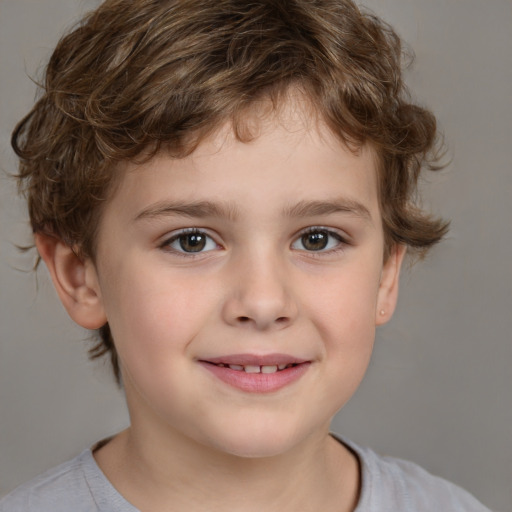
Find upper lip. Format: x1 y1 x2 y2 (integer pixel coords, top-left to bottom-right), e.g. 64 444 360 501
199 353 309 366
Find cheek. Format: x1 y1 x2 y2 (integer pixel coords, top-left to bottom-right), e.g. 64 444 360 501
305 261 381 334
303 260 381 388
99 263 223 371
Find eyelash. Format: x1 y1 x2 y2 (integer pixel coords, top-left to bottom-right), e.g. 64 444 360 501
291 227 348 255
159 227 349 257
159 228 219 257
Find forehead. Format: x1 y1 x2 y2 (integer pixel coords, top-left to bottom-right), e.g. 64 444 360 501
106 99 381 226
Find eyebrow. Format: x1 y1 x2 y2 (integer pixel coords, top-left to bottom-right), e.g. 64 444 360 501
134 197 372 223
283 198 372 221
134 200 240 222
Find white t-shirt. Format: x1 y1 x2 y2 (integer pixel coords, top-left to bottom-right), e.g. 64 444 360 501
0 436 493 511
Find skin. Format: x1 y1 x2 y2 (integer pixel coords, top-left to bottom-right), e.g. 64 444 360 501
36 101 405 512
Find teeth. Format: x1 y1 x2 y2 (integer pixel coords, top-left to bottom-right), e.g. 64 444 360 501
244 365 261 374
222 363 296 373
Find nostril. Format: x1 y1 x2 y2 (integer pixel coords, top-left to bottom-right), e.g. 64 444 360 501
238 316 288 324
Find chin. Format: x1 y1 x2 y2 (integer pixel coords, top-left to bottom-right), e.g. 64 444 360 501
218 438 296 459
203 419 311 459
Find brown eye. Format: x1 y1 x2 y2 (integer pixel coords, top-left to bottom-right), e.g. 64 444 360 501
163 230 218 254
292 228 344 253
178 232 207 252
301 231 329 251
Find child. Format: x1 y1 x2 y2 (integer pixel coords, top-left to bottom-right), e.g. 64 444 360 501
0 0 493 510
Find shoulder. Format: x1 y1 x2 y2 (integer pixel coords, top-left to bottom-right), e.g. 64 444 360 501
0 451 93 512
0 451 100 512
337 437 493 512
0 450 136 512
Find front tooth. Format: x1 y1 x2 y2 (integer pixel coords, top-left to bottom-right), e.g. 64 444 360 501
278 364 287 370
261 365 278 374
229 364 244 371
244 365 261 373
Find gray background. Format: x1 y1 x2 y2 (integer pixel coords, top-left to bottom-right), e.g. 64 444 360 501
0 0 510 510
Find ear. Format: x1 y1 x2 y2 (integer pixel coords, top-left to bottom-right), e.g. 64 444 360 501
375 244 406 325
35 233 107 329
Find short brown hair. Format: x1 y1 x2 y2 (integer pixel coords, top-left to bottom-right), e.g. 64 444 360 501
12 0 449 382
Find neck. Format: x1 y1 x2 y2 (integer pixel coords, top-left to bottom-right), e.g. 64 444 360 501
94 425 360 512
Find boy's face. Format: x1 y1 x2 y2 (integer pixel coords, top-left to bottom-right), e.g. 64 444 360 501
71 105 403 458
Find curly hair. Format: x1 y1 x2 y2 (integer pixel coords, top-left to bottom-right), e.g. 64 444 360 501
12 0 449 383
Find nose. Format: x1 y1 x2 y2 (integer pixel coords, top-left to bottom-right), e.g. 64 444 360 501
221 252 298 331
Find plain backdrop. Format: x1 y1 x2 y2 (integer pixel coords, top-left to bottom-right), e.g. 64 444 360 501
0 1 511 510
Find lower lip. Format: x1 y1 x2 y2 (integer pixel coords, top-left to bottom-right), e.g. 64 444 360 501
199 362 311 393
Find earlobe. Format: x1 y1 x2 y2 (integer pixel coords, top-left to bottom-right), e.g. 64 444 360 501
35 233 107 329
375 244 406 325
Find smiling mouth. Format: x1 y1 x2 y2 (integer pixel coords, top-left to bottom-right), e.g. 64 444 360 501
203 362 299 374
198 356 310 393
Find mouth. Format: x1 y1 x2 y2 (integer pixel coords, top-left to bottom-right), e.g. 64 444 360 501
202 361 301 374
198 354 311 393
